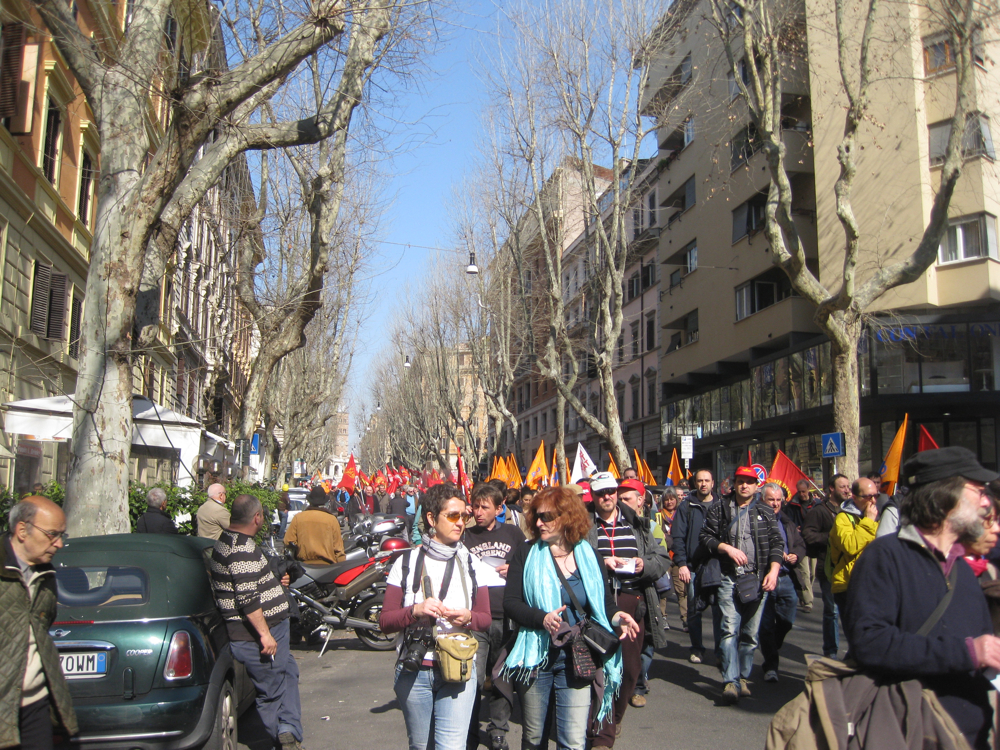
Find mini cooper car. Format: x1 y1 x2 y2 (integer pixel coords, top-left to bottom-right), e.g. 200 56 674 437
51 534 257 750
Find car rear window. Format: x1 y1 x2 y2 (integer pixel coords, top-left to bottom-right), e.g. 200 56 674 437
289 499 308 512
56 566 150 607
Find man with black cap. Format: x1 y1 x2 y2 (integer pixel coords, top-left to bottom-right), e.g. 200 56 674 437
845 446 1000 750
700 466 783 705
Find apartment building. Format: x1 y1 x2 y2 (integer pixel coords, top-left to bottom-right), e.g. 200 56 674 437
646 0 1000 484
0 0 256 489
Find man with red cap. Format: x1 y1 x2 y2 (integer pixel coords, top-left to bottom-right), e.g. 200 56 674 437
586 472 669 745
700 466 783 705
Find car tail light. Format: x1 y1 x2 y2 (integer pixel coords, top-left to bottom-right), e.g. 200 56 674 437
163 631 192 680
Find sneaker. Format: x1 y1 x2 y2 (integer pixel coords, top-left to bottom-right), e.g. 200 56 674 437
764 670 779 683
739 678 752 698
278 733 303 750
489 736 509 750
629 694 647 708
689 652 703 664
721 682 740 705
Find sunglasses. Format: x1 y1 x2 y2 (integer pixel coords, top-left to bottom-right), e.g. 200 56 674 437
537 511 559 524
592 489 616 497
441 511 473 524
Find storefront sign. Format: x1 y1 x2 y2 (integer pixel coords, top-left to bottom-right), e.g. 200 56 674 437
17 440 43 459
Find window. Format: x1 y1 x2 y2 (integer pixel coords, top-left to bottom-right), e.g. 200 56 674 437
680 53 692 85
0 23 26 124
617 335 624 363
164 14 178 51
631 385 640 421
68 295 82 358
541 411 547 433
728 59 749 100
29 261 68 340
686 241 698 272
645 315 655 352
631 321 640 357
685 309 699 342
647 191 657 228
640 262 655 290
732 191 768 242
665 176 696 224
41 97 62 185
56 566 149 607
731 122 762 170
647 378 657 416
627 272 640 300
684 116 695 146
938 213 998 263
78 151 96 227
929 114 996 165
924 35 955 75
735 279 780 320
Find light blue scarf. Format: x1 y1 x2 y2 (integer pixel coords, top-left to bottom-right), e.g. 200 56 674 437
501 540 623 723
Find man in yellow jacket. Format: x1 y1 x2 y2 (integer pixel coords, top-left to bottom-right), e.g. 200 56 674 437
828 477 879 627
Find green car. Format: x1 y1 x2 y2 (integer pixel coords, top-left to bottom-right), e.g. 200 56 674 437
50 534 257 750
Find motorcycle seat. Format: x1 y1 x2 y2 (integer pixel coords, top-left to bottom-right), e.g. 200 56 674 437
301 558 363 584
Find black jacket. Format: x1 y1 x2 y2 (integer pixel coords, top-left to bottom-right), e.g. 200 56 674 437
801 497 840 562
700 496 783 581
782 494 817 529
135 508 177 534
846 526 993 749
671 493 718 570
776 510 807 585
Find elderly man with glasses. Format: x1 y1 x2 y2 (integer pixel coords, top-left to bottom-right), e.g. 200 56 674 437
828 477 880 627
843 447 1000 750
1 496 77 750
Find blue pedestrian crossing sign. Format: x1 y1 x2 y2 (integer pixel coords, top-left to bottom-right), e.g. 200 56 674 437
822 432 845 458
250 433 260 455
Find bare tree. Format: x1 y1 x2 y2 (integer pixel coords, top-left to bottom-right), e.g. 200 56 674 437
482 0 673 470
31 0 422 533
708 0 992 477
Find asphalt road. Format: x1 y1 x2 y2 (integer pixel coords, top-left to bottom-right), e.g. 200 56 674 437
239 597 831 750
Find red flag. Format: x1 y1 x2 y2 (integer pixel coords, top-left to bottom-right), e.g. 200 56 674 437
767 450 812 497
428 469 443 487
357 470 370 489
386 465 400 495
336 454 358 493
457 446 473 499
918 424 940 452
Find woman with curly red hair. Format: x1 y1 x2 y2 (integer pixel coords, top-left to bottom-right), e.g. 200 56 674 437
501 487 639 749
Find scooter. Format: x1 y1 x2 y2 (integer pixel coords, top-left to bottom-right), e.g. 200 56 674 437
286 536 409 655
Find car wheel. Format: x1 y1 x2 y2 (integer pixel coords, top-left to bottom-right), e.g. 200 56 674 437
202 681 237 750
352 593 400 651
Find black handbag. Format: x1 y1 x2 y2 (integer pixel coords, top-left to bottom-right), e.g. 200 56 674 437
551 549 621 668
734 570 761 604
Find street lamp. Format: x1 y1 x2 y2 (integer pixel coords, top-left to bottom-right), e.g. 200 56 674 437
404 356 411 368
466 252 479 276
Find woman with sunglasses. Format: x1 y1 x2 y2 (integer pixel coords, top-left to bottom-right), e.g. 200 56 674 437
380 483 493 750
502 486 639 750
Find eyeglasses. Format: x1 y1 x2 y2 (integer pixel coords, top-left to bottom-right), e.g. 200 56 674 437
441 511 473 524
26 522 69 544
856 493 879 500
537 511 559 523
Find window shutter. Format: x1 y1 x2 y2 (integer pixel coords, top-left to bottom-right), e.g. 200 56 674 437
0 23 25 121
29 262 51 337
47 271 67 340
68 295 82 357
685 177 696 210
929 122 950 164
732 203 749 243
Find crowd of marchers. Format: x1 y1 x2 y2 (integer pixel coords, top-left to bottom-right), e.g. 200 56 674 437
5 444 1000 750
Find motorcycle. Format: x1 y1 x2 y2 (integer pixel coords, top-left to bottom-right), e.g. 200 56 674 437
285 535 409 655
340 514 408 564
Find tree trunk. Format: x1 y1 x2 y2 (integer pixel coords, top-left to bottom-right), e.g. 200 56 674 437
826 312 862 480
555 391 566 485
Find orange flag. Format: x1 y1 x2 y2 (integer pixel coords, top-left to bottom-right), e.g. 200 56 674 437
666 449 683 486
337 454 358 492
525 441 549 489
768 450 812 497
634 449 656 486
880 414 909 496
507 454 523 488
550 445 560 486
607 453 620 479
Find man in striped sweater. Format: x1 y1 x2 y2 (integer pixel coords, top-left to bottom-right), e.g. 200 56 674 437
210 494 303 750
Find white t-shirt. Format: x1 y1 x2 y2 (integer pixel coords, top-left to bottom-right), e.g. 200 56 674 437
387 547 491 652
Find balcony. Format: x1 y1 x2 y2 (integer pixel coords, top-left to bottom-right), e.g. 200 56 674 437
933 256 1000 306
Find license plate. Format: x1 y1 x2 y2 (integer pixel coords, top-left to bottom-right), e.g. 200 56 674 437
59 651 108 679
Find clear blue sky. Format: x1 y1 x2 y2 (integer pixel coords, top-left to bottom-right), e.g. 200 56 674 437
345 2 499 441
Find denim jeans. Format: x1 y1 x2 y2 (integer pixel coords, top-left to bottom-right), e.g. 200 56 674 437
394 661 479 750
229 618 302 742
515 649 591 750
635 638 654 695
717 575 768 688
687 575 722 658
760 573 798 673
470 618 511 742
818 570 840 657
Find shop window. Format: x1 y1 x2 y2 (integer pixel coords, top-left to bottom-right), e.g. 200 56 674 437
938 213 998 263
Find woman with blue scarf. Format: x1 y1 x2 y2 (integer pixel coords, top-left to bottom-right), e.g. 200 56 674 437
503 487 640 749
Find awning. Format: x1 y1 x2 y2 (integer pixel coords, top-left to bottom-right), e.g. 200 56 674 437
1 395 204 486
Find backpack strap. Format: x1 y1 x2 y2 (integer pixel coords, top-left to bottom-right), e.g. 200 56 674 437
916 564 960 637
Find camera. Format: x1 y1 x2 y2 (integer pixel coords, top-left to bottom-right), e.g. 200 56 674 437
400 626 434 671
